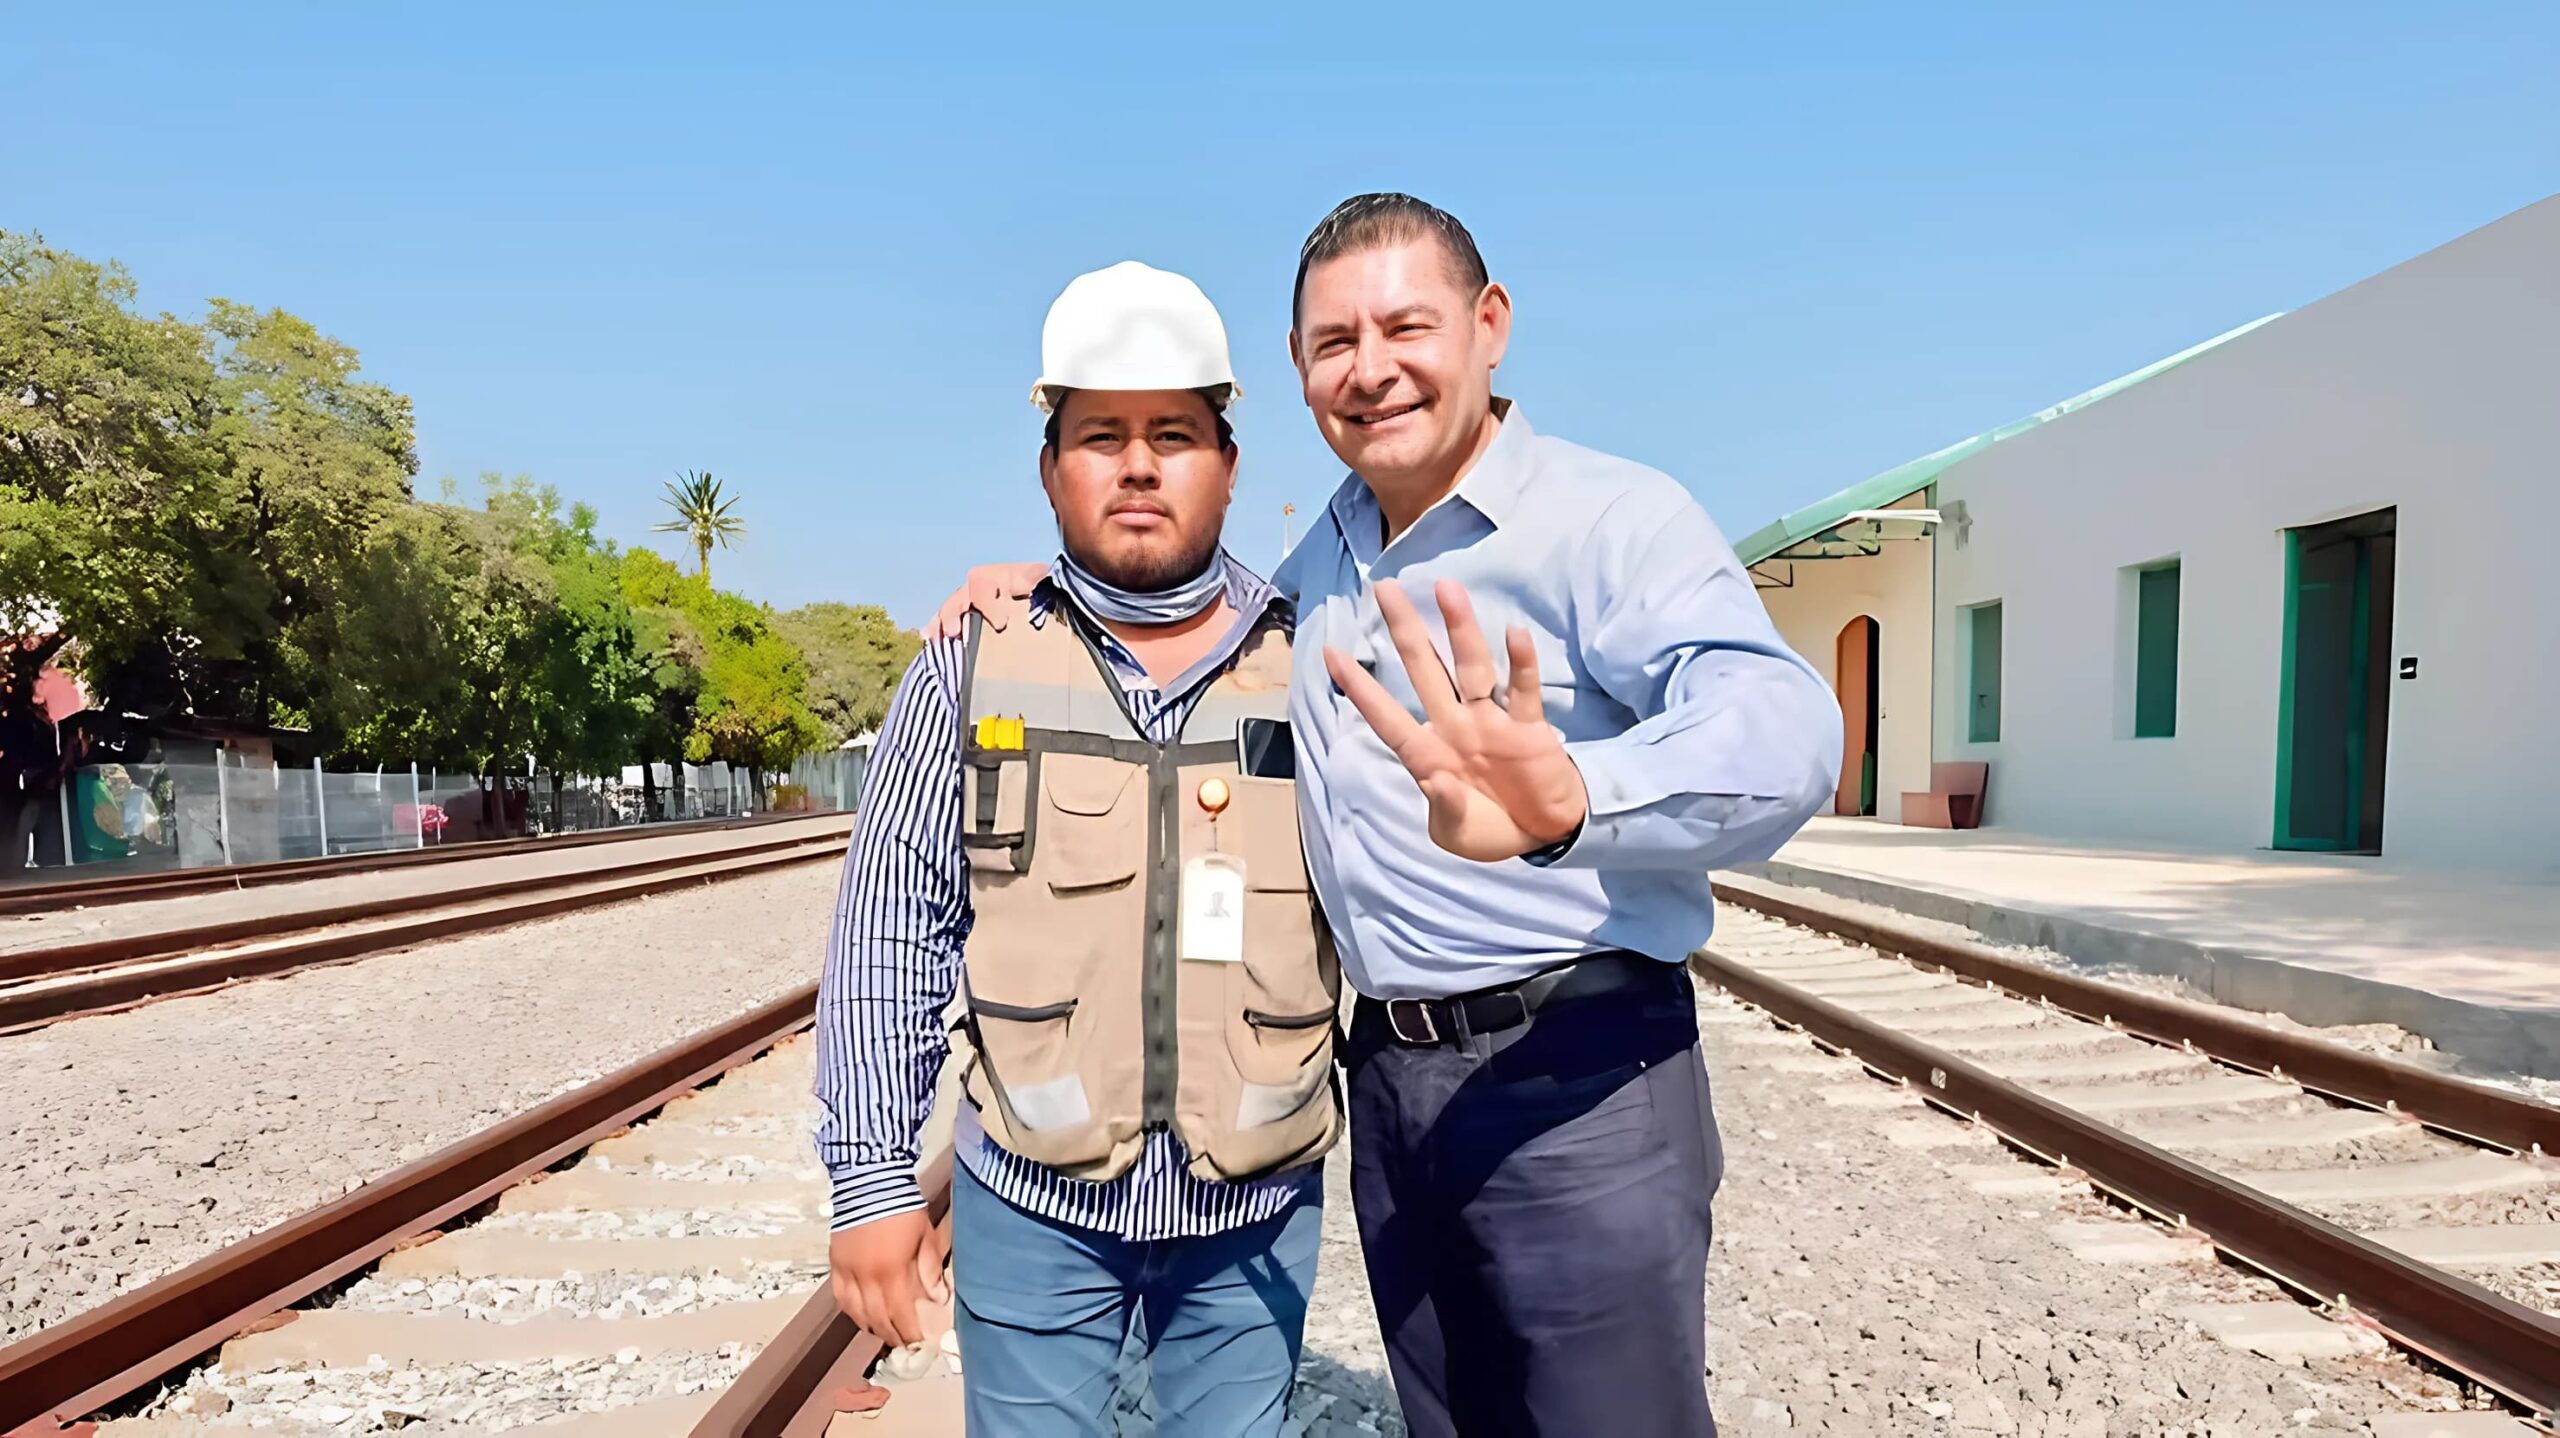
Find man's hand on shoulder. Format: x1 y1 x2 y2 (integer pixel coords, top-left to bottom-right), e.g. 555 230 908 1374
924 562 1048 641
828 1209 951 1347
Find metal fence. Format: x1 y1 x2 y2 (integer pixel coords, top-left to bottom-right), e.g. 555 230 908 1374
18 748 837 879
36 752 429 872
785 748 868 815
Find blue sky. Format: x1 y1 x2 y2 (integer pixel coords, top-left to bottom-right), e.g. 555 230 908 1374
14 4 2555 625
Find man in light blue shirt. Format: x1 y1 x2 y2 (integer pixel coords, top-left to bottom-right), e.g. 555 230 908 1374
942 194 1839 1436
1287 193 1835 1438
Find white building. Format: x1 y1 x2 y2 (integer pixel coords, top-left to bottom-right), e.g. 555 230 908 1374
1741 194 2559 876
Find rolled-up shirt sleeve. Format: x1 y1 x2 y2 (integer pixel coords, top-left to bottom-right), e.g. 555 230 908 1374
1536 488 1842 872
813 639 970 1229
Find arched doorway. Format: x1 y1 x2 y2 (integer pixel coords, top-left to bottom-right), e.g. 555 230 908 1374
1835 616 1879 816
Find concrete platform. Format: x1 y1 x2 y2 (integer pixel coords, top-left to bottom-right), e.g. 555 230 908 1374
1741 817 2560 1077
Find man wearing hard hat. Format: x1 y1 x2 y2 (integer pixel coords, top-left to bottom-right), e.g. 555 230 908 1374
815 261 1338 1435
936 196 1841 1436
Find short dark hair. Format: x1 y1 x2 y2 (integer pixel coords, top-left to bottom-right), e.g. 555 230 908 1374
1292 192 1490 327
1042 388 1236 453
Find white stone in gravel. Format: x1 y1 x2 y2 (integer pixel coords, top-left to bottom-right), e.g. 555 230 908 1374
1945 1162 2073 1198
1814 1083 1919 1108
2175 1301 2387 1360
2366 1415 2542 1436
2045 1220 2214 1264
1880 1117 1995 1148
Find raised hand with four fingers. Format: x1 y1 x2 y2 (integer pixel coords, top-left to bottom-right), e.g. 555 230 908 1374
1322 577 1587 862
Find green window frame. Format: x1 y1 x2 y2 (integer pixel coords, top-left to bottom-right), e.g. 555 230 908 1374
1966 602 2003 743
2133 563 2180 738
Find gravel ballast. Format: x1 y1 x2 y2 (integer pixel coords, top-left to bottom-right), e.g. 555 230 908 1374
1286 987 2496 1437
0 862 838 1343
1692 990 2497 1436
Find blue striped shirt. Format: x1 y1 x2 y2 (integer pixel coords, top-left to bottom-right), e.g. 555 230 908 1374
814 568 1321 1237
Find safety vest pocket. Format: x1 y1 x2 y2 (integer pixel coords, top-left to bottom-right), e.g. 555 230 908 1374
1038 753 1143 893
966 989 1109 1160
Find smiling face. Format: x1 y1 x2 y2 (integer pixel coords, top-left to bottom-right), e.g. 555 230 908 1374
1038 388 1237 592
1289 234 1511 510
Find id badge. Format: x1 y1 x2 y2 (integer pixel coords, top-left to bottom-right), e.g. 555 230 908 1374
1180 853 1248 963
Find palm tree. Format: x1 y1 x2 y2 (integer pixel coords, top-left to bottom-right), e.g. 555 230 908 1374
654 470 744 584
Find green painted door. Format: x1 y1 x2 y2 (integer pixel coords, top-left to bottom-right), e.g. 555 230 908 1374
2275 513 2393 852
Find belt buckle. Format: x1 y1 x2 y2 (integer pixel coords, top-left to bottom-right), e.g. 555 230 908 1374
1385 998 1440 1045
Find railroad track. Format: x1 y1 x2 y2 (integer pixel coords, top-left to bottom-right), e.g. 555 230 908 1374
1697 874 2560 1424
0 813 834 919
0 817 853 1034
0 985 958 1437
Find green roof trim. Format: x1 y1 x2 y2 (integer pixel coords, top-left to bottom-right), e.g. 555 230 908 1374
1734 314 2284 566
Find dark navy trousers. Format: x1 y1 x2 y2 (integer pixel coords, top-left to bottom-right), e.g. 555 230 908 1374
1345 966 1721 1437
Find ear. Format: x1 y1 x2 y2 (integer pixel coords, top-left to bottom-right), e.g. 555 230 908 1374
1038 442 1060 506
1477 282 1513 372
1286 326 1306 379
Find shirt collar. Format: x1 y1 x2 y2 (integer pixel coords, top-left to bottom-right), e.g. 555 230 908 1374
1326 398 1533 558
1448 398 1533 528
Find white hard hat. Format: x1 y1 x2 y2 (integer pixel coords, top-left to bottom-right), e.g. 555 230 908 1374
1031 260 1240 414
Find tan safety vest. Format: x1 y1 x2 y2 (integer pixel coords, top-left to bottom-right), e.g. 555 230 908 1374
955 605 1341 1184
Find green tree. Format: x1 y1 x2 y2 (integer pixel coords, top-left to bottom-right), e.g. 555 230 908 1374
651 469 743 585
0 231 418 742
0 233 240 868
274 500 477 763
773 601 920 746
444 479 653 777
200 299 417 725
293 477 651 793
621 549 824 773
0 232 241 707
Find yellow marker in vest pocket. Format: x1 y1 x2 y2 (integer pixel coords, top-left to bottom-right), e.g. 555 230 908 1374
1180 853 1247 963
973 715 1025 750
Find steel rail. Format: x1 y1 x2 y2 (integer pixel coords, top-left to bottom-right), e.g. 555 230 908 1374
1693 948 2560 1421
2 820 851 984
0 984 821 1434
0 810 837 917
0 841 845 1035
1713 876 2560 1157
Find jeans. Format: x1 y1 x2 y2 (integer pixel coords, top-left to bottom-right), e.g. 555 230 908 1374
950 1159 1324 1436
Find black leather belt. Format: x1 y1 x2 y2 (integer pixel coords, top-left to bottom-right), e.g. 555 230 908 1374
1371 952 1676 1046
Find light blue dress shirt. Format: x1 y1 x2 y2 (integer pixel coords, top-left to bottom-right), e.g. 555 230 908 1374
1274 404 1842 1000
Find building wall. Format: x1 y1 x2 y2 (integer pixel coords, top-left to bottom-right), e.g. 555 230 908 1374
1927 195 2560 873
1753 492 1935 824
